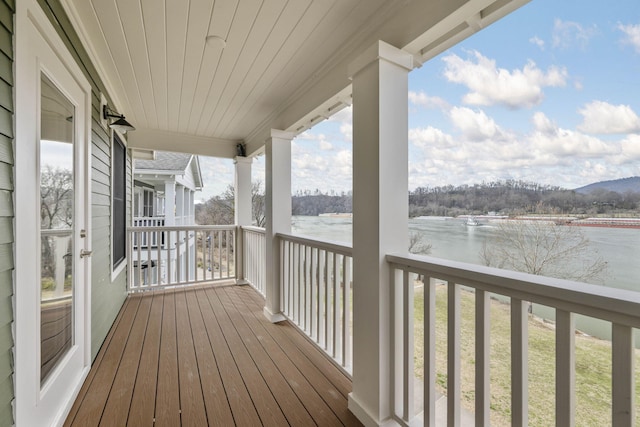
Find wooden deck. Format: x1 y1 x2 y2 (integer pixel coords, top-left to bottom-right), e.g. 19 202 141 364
65 283 362 427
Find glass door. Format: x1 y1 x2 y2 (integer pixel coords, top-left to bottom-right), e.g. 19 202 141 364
39 74 76 384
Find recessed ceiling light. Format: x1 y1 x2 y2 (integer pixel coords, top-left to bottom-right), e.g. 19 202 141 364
206 35 226 49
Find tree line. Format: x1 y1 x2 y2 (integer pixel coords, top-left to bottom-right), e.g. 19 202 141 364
195 179 640 224
409 180 640 217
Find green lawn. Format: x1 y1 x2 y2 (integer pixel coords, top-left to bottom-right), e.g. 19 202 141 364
412 284 640 426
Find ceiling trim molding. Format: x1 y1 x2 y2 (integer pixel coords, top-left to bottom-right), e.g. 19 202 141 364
59 0 128 113
129 128 241 159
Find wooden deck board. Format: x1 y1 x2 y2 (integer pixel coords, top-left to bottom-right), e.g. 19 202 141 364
66 283 362 427
67 296 142 427
100 294 152 427
127 292 164 426
64 296 133 427
222 286 344 426
175 289 208 426
184 288 235 426
155 290 180 427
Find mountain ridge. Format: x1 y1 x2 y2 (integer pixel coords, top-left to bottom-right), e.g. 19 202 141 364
575 176 640 194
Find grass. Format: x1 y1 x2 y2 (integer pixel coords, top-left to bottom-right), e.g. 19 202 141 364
413 283 640 426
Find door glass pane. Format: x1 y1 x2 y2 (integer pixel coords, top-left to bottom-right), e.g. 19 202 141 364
40 74 75 384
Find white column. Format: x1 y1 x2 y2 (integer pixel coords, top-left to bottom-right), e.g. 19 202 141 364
347 41 412 426
234 156 253 283
183 186 190 225
234 156 253 226
264 129 293 322
164 181 176 226
189 190 195 224
175 184 184 225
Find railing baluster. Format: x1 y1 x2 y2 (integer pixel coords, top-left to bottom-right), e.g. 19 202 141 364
311 247 317 339
402 270 414 422
511 298 528 427
136 231 142 289
333 252 340 359
324 249 329 350
316 247 322 342
342 254 351 371
226 229 230 278
612 323 635 427
556 309 575 427
447 281 461 427
425 276 436 427
476 289 490 427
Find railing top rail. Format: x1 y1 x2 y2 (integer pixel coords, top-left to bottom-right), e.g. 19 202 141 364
127 225 236 232
277 232 352 256
240 226 266 234
387 252 640 328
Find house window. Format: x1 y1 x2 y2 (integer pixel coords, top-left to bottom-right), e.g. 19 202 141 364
112 134 126 269
143 189 154 216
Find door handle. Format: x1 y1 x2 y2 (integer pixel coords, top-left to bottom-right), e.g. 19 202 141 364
80 249 92 258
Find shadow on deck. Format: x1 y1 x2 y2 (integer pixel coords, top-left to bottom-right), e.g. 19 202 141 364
65 283 361 426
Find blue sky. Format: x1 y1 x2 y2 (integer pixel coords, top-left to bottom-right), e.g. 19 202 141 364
199 0 640 200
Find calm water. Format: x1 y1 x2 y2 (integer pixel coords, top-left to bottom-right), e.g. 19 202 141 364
292 215 640 342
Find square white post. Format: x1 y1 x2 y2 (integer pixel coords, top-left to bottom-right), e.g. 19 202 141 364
234 156 253 226
264 130 293 322
163 180 176 226
175 184 184 225
234 156 253 282
348 41 412 426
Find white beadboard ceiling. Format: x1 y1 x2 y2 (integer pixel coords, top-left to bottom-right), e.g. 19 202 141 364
62 0 528 157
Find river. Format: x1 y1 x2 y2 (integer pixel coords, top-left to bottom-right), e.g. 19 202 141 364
291 215 640 343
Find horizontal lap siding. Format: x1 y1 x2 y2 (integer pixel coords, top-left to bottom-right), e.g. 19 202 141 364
0 0 12 425
37 0 130 360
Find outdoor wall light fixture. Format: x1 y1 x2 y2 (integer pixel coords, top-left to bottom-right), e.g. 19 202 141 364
103 105 136 133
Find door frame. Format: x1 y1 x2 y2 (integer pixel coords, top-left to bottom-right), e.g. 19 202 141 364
15 1 92 425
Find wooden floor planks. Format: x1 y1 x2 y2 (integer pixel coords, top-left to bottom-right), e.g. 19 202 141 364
65 283 362 426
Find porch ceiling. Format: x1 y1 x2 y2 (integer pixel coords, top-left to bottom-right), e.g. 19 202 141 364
61 0 528 157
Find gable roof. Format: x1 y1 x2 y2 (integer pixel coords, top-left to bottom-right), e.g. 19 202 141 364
134 151 204 191
135 151 193 172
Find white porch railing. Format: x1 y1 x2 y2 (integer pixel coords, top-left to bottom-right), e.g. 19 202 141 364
278 233 353 374
387 253 639 427
240 226 266 296
132 217 166 247
127 225 235 292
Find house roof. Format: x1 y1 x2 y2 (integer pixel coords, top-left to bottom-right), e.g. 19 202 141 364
135 151 204 190
136 151 193 172
63 0 528 157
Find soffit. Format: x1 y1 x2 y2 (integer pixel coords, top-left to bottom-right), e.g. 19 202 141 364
61 0 529 157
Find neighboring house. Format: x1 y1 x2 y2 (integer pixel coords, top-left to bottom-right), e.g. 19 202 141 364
5 1 637 426
131 152 203 287
133 151 203 227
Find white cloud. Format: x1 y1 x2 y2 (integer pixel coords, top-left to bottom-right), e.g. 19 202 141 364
406 109 636 190
409 91 449 109
328 105 353 142
319 140 333 151
552 19 598 50
618 134 640 163
529 36 545 50
449 107 509 141
617 23 640 53
442 50 567 109
577 101 640 134
409 126 454 148
530 113 615 157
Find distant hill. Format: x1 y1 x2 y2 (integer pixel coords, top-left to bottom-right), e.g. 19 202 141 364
575 177 640 194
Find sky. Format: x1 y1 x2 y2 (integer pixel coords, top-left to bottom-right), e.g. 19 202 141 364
198 0 640 201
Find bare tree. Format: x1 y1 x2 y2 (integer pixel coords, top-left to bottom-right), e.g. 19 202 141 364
196 181 266 227
40 166 73 229
409 232 432 255
251 181 266 227
480 220 607 283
